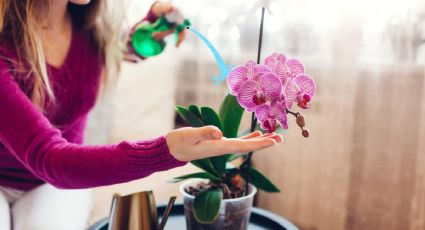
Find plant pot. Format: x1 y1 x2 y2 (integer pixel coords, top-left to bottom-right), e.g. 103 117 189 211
180 179 257 230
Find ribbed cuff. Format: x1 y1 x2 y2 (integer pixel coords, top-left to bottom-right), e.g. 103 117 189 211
118 136 187 176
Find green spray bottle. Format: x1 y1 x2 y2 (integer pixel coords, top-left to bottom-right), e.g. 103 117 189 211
131 10 191 58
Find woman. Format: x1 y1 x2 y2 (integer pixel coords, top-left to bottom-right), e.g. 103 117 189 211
0 0 282 229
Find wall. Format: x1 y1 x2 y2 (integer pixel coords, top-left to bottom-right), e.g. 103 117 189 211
254 65 425 230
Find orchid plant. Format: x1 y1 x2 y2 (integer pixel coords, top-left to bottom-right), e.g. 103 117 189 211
172 52 316 224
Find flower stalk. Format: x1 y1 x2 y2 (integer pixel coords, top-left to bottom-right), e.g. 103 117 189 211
242 6 266 195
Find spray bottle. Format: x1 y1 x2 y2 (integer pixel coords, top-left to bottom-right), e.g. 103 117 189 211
131 9 191 58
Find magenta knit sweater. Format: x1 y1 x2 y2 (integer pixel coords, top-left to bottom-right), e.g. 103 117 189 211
0 14 186 191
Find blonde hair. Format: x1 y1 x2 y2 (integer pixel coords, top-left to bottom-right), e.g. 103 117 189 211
0 0 125 110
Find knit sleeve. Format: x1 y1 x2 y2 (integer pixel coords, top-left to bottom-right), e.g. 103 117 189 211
0 60 186 189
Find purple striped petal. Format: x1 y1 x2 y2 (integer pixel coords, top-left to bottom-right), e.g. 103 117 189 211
265 53 291 85
237 80 258 112
255 104 271 130
294 74 316 98
245 60 257 80
227 65 248 95
254 64 272 80
284 78 299 109
271 102 288 129
286 58 304 76
264 53 286 69
260 73 282 102
244 61 272 81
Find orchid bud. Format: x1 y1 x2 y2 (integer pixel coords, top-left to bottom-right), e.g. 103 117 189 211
296 114 305 127
302 129 310 138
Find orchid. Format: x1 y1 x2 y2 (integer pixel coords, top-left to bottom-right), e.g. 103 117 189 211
285 74 316 109
227 52 316 133
227 60 271 95
255 102 288 132
236 72 282 112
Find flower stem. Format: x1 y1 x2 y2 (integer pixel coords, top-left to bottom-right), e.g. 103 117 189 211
243 113 257 167
286 108 300 117
243 6 265 196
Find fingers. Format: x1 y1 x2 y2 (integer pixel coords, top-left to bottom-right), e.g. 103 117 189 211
197 136 280 157
152 29 175 41
152 2 174 17
123 53 141 63
239 132 283 144
269 134 283 143
176 30 186 47
239 131 262 139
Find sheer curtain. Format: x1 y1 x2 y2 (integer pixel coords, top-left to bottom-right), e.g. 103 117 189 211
171 0 425 229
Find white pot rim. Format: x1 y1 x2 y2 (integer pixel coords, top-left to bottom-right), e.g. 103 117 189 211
179 179 257 203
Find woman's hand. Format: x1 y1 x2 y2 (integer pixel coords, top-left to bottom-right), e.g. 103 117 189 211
150 2 186 47
124 2 187 63
166 126 283 162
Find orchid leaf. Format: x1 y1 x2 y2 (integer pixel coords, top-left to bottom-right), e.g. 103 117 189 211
193 189 223 224
169 172 221 183
212 94 244 170
191 160 219 177
200 107 227 174
176 106 204 127
248 167 280 192
176 106 220 176
200 107 222 130
219 94 244 138
188 104 202 118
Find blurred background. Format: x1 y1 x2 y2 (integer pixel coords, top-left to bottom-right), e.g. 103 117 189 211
85 0 425 229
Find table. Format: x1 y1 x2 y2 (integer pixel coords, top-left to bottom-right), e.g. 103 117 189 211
89 203 299 230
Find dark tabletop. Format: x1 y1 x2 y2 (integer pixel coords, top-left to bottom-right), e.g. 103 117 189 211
89 203 299 230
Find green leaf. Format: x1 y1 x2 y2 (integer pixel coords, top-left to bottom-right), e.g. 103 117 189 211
248 167 280 192
193 189 223 224
227 154 244 162
200 107 223 130
176 106 204 127
169 172 221 183
191 159 219 177
200 107 227 174
210 94 243 170
219 94 244 138
188 105 202 118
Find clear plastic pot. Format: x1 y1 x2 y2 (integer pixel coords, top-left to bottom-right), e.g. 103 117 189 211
180 179 257 230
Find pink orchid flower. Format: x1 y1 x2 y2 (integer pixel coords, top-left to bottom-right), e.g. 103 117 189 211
236 72 282 112
227 60 271 95
264 53 305 85
285 74 316 109
254 102 288 133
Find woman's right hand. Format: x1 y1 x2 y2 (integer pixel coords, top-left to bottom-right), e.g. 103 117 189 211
165 126 283 162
